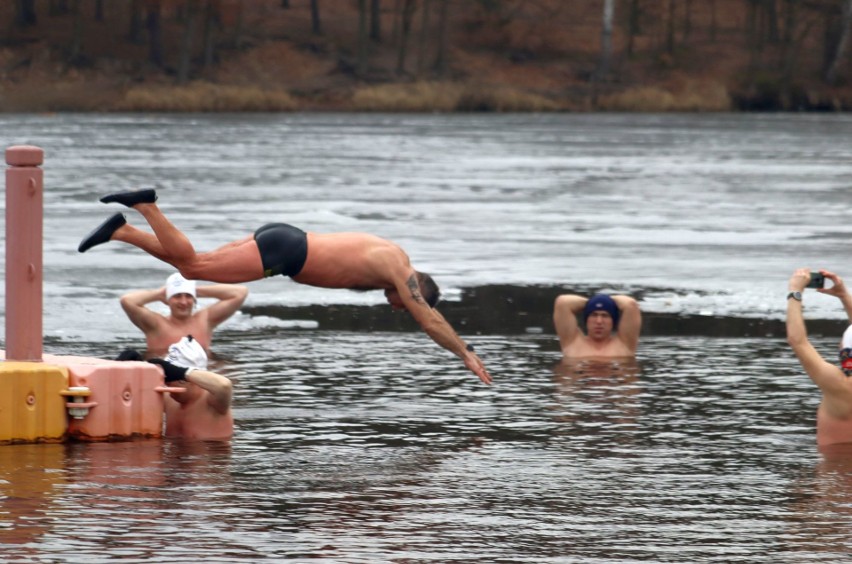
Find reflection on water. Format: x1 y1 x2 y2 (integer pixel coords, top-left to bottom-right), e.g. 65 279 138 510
551 358 642 448
3 333 852 561
4 112 852 560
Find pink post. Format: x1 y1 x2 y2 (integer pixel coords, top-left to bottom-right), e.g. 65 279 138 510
5 145 44 361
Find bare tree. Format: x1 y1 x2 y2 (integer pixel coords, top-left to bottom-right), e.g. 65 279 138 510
128 0 144 44
357 0 369 74
626 0 641 57
15 0 37 26
145 0 164 67
95 0 105 21
68 0 83 64
396 0 417 74
370 0 382 41
417 0 432 76
826 0 852 84
311 0 322 35
598 0 615 77
709 0 717 41
177 0 199 84
202 0 221 70
433 0 450 76
49 1 70 16
666 0 677 55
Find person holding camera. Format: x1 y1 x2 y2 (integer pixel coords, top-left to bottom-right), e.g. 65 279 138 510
553 293 642 358
786 268 852 447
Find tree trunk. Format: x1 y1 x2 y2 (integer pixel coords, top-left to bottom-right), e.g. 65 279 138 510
598 0 615 77
49 1 70 17
763 0 779 44
433 0 449 76
16 0 37 27
417 0 432 76
357 0 369 75
396 0 417 75
69 0 83 64
626 0 641 57
826 0 852 84
177 0 199 84
229 0 245 49
281 0 290 7
710 0 717 41
666 0 676 55
310 0 322 35
145 0 164 67
202 0 220 70
391 0 402 44
95 0 105 21
370 0 382 41
129 0 144 44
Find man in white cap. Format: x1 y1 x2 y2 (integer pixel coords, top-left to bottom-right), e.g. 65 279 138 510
121 336 233 440
157 336 233 440
553 293 642 358
119 272 248 357
787 268 852 447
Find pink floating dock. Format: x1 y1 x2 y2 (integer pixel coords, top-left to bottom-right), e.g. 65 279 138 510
1 145 170 443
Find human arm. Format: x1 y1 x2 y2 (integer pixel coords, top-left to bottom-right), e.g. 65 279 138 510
186 369 233 415
149 358 233 415
196 284 249 328
394 269 492 385
612 295 642 353
553 294 587 351
817 270 852 322
786 269 849 401
119 287 167 333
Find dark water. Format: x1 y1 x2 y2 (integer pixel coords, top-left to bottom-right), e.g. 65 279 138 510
3 333 852 562
2 113 852 561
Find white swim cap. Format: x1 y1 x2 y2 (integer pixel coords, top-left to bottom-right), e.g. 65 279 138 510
843 325 852 350
166 335 208 370
165 272 196 300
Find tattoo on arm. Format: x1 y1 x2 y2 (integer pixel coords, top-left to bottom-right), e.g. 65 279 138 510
406 274 426 305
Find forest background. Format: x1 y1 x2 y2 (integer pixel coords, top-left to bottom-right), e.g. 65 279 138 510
1 0 852 112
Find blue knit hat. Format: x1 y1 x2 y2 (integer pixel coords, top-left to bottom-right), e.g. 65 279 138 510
583 294 619 330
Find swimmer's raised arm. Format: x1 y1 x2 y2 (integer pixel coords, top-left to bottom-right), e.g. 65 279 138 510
553 294 587 349
612 295 642 353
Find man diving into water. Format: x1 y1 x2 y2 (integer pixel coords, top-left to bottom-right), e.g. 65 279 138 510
79 189 491 385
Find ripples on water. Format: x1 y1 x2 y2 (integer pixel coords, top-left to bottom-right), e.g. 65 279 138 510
3 113 852 560
3 332 851 562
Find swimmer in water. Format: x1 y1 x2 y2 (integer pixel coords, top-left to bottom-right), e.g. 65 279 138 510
786 268 852 447
553 293 642 358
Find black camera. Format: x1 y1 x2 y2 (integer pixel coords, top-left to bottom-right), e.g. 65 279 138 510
807 272 826 289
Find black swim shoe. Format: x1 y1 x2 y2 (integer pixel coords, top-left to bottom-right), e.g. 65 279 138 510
78 213 126 253
99 188 157 207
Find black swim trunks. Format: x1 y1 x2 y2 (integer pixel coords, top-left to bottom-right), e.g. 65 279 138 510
253 223 308 278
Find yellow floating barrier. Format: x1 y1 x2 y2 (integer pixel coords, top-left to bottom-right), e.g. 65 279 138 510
0 362 68 444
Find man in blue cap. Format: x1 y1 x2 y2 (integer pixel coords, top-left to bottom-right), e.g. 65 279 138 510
553 293 642 358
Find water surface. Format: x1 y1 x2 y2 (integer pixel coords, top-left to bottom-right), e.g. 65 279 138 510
1 113 851 561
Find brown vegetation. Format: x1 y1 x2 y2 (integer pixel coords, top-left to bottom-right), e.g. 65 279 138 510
1 0 851 112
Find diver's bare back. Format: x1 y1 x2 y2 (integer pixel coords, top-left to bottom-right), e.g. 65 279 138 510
293 232 408 290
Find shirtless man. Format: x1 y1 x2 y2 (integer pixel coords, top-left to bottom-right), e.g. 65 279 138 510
786 268 852 447
121 336 234 440
553 293 642 358
79 188 491 384
120 271 248 356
